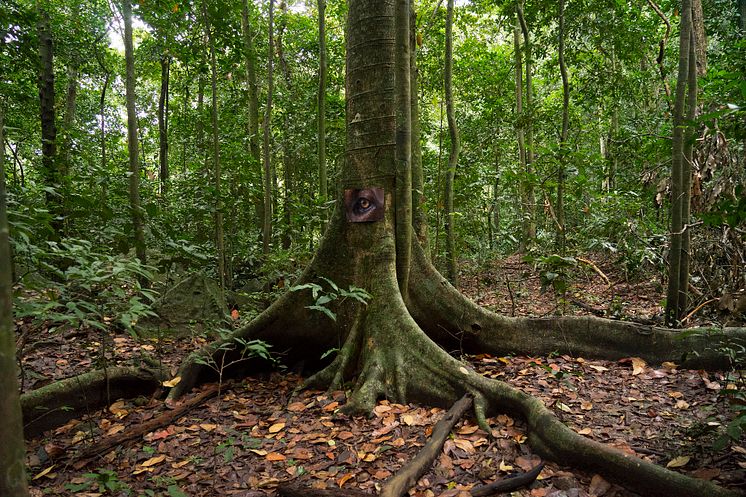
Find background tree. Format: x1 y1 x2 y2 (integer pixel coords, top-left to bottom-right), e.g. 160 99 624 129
0 106 30 497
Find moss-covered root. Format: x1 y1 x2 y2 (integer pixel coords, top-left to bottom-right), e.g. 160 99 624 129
325 268 741 497
21 366 164 439
408 241 746 369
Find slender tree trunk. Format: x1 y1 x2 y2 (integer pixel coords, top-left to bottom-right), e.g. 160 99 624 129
516 1 535 221
556 0 569 253
203 2 226 289
158 54 170 197
278 1 294 249
241 0 260 162
444 0 459 285
123 0 147 266
196 70 205 161
677 21 697 321
262 0 275 255
0 106 30 497
410 6 428 254
96 49 110 208
317 0 327 203
61 1 80 193
691 0 707 77
514 19 529 253
666 0 692 327
37 7 62 236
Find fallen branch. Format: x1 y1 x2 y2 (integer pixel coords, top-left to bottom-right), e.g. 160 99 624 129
470 462 544 496
72 383 220 460
576 257 611 287
276 483 371 497
681 298 718 324
381 394 473 497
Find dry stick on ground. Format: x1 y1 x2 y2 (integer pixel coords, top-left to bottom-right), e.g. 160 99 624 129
575 257 611 288
681 298 718 324
71 383 220 461
380 394 473 497
278 394 542 497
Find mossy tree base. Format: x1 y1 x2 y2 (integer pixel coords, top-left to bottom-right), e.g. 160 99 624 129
169 217 744 497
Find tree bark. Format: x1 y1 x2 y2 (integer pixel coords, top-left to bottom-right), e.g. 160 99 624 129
677 19 697 321
37 7 62 236
241 0 260 163
262 0 275 256
395 0 412 297
278 1 294 250
318 0 328 203
691 0 707 77
203 2 226 290
513 17 530 253
516 1 535 212
123 0 147 266
410 7 428 254
556 0 569 252
444 0 459 285
0 105 31 497
666 0 692 327
158 53 170 197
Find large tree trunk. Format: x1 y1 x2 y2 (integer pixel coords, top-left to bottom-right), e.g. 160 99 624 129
168 1 746 495
444 0 459 285
666 0 693 327
277 1 294 250
37 7 62 237
0 106 30 497
410 7 427 253
123 0 147 266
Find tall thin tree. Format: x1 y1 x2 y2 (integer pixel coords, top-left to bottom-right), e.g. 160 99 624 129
317 0 328 204
202 2 226 288
0 105 31 497
665 0 694 326
444 0 459 285
556 0 569 252
262 0 275 255
122 0 147 266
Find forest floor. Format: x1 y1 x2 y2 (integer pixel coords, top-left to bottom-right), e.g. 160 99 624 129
19 254 746 497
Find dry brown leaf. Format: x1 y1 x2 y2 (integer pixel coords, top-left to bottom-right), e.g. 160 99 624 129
589 474 611 496
32 466 56 480
457 424 479 435
265 452 286 462
106 424 125 436
250 449 268 456
199 423 217 432
589 365 609 372
337 473 355 488
666 455 690 468
287 401 307 412
499 460 513 471
140 455 167 467
268 422 286 433
631 357 646 375
162 376 181 388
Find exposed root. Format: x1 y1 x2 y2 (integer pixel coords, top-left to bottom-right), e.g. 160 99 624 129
380 394 472 497
21 366 164 439
408 242 746 369
470 462 545 497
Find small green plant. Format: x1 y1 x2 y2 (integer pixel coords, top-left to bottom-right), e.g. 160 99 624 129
290 276 371 322
193 329 278 388
14 237 157 335
65 469 131 494
524 254 577 295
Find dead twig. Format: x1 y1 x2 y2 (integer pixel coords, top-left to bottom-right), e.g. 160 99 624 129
576 257 611 288
72 383 222 461
471 461 545 497
681 298 718 324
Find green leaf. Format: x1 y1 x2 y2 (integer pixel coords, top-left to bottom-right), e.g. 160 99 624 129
307 305 337 321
